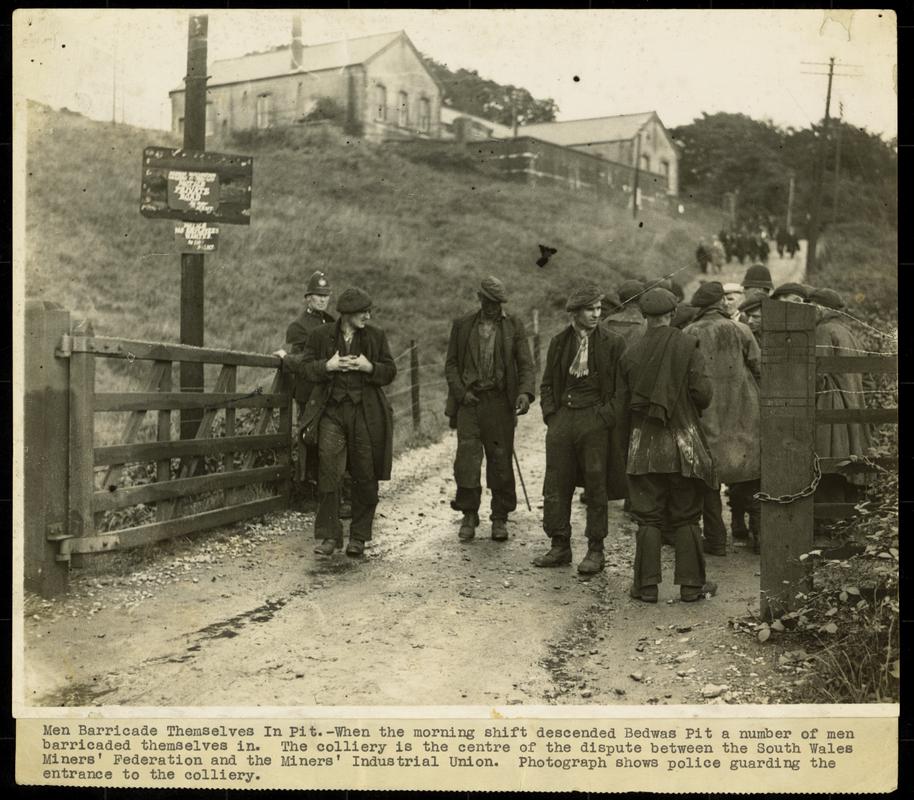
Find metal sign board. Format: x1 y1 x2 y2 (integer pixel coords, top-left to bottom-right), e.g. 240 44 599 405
140 147 253 225
175 222 219 253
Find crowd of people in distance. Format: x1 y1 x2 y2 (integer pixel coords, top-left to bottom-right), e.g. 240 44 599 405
696 220 800 274
273 259 873 605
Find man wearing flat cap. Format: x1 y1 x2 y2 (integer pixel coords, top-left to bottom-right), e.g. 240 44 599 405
445 276 535 542
281 286 397 557
616 287 718 603
684 281 762 555
284 271 337 501
602 279 647 349
534 283 627 574
770 282 808 303
809 287 873 510
738 295 763 345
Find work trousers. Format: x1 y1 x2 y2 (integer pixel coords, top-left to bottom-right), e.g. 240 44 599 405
543 406 609 542
315 400 378 542
701 484 728 550
452 391 517 521
728 480 760 531
629 472 706 590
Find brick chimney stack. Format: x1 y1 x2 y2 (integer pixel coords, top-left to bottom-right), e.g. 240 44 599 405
291 14 303 70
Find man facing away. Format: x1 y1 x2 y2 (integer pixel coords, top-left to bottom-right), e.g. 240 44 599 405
285 271 335 499
279 287 396 557
444 276 535 542
534 283 627 575
616 287 718 603
684 281 762 555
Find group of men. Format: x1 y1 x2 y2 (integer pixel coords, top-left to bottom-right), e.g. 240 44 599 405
276 259 872 605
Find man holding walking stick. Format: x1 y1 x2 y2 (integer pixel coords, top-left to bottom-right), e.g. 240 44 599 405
444 276 535 542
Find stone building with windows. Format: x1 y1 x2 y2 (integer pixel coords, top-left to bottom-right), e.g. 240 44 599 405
518 112 679 196
168 27 442 141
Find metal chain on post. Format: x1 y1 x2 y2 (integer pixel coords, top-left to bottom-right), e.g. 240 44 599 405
754 453 822 505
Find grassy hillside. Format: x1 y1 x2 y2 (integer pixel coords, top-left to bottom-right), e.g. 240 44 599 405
24 102 724 444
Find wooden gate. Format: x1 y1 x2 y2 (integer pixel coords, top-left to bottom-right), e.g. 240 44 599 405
24 301 292 595
758 298 897 618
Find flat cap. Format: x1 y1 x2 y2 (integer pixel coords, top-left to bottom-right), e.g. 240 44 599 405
617 279 644 304
602 290 623 313
305 270 332 296
479 275 508 303
565 282 604 312
638 287 678 316
808 287 845 309
722 282 744 294
738 295 763 314
743 263 773 290
770 282 809 301
336 286 373 314
671 303 699 329
690 280 724 308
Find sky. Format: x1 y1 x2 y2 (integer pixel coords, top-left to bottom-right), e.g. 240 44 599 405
13 8 898 138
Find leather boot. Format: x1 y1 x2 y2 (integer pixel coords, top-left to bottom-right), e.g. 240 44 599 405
577 541 605 575
681 581 718 602
491 518 508 541
629 584 658 603
345 538 365 557
458 512 479 542
749 511 761 554
314 538 340 556
731 513 749 540
533 537 572 567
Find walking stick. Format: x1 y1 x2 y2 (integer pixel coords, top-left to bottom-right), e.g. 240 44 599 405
512 413 532 512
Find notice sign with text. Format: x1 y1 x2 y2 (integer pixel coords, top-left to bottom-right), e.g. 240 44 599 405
140 147 252 225
175 222 219 253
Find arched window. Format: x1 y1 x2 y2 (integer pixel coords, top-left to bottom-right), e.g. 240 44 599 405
375 84 387 121
418 97 431 133
398 91 409 127
641 154 651 172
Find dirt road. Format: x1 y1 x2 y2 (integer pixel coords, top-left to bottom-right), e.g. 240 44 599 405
23 254 810 709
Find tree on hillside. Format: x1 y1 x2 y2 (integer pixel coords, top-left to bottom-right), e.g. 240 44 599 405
422 54 558 126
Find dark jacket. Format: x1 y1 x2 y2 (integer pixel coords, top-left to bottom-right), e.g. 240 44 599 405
541 324 628 500
285 307 336 406
444 311 535 425
284 321 397 480
616 325 716 488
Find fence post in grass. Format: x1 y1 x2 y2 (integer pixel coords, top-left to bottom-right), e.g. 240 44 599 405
24 300 71 596
410 339 421 432
532 308 541 378
759 298 817 620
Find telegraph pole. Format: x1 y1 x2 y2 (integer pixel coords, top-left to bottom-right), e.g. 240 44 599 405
801 59 860 274
180 14 209 440
832 102 844 223
631 132 642 219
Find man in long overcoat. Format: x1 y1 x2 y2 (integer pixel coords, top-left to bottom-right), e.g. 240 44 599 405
444 276 535 541
810 287 873 506
285 271 335 498
616 287 718 603
281 287 396 557
684 281 762 555
534 283 627 575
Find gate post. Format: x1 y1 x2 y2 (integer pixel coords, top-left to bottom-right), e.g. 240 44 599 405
23 300 71 596
759 298 817 620
67 317 96 567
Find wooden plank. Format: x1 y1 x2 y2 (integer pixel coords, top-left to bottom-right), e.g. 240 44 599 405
242 370 283 470
102 361 170 489
94 392 286 412
820 456 897 475
66 335 280 368
816 355 897 375
814 502 859 520
95 433 288 466
816 407 897 425
224 366 237 473
68 321 96 544
276 387 292 507
93 464 288 512
66 495 286 555
179 365 233 481
759 300 817 620
156 361 175 522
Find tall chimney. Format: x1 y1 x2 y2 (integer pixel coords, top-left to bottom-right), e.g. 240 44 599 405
291 14 303 70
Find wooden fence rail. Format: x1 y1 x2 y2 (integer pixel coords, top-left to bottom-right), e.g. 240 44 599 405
23 302 293 596
758 298 898 619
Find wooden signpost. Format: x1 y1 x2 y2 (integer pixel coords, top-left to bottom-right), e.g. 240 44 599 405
138 14 253 442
